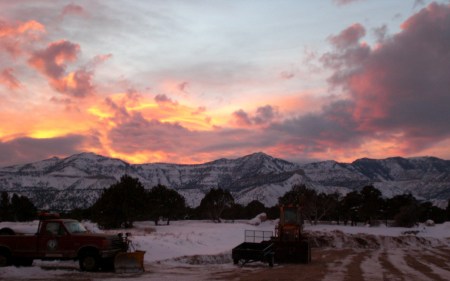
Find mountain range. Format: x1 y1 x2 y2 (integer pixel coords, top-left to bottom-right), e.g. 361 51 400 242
1 152 450 210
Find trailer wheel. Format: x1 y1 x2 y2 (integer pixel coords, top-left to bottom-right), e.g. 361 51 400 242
79 251 99 272
268 254 274 267
0 250 11 267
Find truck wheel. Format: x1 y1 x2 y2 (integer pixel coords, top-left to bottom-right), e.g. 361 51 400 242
0 228 15 235
0 250 11 267
79 252 99 272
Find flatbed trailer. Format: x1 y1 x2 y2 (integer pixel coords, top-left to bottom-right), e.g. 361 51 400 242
232 230 274 267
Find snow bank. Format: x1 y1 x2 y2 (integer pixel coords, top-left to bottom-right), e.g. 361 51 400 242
1 218 450 281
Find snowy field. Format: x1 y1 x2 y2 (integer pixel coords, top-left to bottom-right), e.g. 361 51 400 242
1 219 450 280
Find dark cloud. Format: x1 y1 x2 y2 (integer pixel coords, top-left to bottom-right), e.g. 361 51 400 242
269 99 363 153
254 105 278 125
233 109 252 126
28 40 95 98
319 2 450 153
154 94 176 104
0 135 87 167
61 4 86 18
109 114 193 154
233 105 279 127
28 40 79 79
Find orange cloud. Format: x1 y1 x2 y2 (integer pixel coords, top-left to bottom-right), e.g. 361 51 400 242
0 19 45 57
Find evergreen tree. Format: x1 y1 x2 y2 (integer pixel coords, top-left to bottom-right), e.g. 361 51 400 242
199 188 234 222
359 185 384 225
0 192 12 221
91 175 147 229
10 194 37 221
147 185 186 225
278 185 337 224
244 200 266 219
341 191 362 226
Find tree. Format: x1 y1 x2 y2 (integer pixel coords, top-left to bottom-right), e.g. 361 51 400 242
0 192 12 221
244 200 266 219
147 185 186 225
278 185 337 224
359 185 384 225
91 175 147 229
10 194 37 221
199 188 234 222
385 194 417 221
341 191 362 226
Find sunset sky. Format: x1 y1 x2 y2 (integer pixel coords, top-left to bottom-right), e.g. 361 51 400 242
1 0 450 166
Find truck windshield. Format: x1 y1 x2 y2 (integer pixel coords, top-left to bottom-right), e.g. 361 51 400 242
64 221 88 234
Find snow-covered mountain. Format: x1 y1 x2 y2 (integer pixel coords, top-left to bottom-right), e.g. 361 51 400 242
0 152 449 210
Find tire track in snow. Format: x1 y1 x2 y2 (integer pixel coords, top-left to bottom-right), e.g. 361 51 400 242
321 249 358 281
406 250 450 281
360 250 388 281
387 249 433 281
378 251 404 281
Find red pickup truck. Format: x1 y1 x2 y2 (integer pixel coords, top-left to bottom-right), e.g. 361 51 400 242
0 215 128 271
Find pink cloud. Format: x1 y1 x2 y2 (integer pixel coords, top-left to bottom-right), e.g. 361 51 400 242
233 105 279 127
322 2 450 153
28 40 95 97
0 19 45 57
28 40 79 79
0 68 21 89
329 23 366 49
333 0 362 6
61 4 86 18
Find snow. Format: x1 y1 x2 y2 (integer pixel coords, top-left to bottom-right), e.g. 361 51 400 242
1 219 450 280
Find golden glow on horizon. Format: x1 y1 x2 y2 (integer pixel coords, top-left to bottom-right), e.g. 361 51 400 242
30 130 65 139
88 107 114 119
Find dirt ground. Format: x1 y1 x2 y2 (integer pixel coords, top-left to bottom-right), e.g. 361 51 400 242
3 246 450 281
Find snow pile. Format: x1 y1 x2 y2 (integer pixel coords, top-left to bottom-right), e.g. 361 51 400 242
247 213 267 226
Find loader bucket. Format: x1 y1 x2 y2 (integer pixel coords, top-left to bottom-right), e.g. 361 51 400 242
114 250 145 273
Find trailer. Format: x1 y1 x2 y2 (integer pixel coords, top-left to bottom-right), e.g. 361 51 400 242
232 206 311 267
232 230 274 267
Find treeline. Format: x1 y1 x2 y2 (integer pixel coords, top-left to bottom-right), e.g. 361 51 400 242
0 192 37 222
279 184 450 227
2 175 450 229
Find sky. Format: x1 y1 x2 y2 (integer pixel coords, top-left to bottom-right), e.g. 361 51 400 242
0 0 450 166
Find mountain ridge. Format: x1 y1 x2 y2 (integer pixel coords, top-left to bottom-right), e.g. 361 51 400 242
1 152 449 210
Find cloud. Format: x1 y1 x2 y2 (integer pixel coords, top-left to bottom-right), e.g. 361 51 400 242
319 2 450 154
0 68 21 89
28 40 95 97
0 19 45 57
28 40 79 79
233 105 279 127
61 4 86 18
333 0 363 6
0 135 87 167
154 94 176 104
329 23 366 49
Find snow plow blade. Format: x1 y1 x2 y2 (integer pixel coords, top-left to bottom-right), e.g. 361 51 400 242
114 250 145 273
